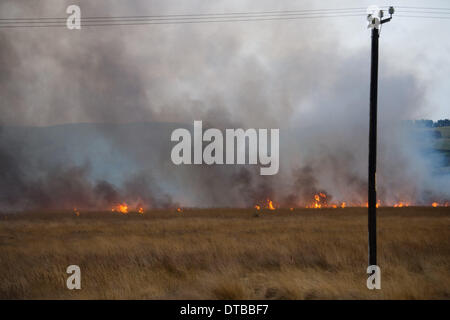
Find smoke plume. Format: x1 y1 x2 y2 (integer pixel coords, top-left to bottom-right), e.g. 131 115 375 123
0 0 448 210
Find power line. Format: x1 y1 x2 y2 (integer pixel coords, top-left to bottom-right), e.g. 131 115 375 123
396 10 450 15
396 6 450 11
0 13 366 28
1 6 450 29
396 15 450 20
0 7 370 21
0 10 367 24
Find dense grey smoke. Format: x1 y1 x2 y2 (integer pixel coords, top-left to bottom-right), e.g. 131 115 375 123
0 0 448 211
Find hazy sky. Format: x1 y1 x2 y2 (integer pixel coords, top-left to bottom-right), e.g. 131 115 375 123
331 0 450 121
0 0 448 125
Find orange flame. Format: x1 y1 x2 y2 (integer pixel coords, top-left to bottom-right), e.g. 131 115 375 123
252 197 445 210
393 202 410 208
112 203 128 214
306 193 328 208
268 200 276 210
253 199 277 211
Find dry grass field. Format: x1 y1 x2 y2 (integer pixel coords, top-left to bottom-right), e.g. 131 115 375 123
0 207 449 299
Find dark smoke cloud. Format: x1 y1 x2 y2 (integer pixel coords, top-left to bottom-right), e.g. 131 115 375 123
0 0 448 210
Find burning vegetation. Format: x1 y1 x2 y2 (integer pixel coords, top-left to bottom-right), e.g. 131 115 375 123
68 195 447 216
254 199 277 211
252 196 446 211
111 203 129 214
0 123 448 213
109 203 145 215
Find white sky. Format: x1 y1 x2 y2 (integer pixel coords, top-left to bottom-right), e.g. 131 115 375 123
330 0 450 120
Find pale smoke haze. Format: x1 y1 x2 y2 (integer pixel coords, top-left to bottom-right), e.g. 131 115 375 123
0 0 448 210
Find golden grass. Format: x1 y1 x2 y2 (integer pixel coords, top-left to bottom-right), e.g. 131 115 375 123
0 207 449 299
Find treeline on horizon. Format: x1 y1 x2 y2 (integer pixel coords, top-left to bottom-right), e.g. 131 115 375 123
403 119 450 128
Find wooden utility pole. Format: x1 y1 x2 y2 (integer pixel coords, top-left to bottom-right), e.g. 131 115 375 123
368 25 379 266
367 6 394 267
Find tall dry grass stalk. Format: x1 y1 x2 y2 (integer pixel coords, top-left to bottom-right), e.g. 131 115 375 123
0 207 448 299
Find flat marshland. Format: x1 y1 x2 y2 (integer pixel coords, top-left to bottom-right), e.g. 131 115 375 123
0 207 449 299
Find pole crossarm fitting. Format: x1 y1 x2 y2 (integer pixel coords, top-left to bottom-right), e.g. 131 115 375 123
367 5 394 29
380 17 392 24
